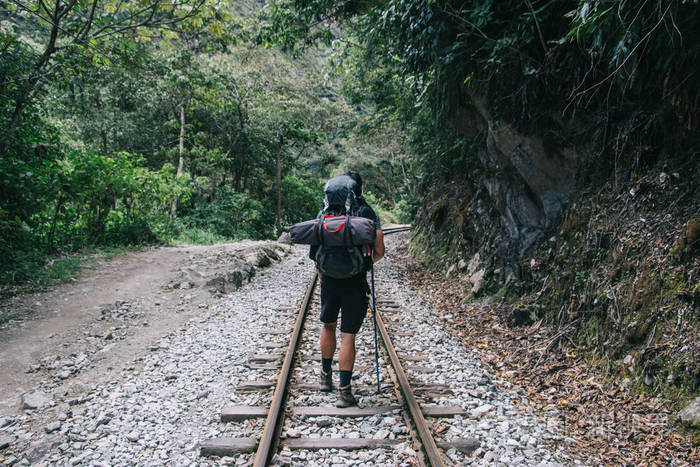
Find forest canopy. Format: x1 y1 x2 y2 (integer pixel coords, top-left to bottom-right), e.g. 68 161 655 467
0 0 416 288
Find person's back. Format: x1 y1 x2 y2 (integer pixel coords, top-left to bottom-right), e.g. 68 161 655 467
312 171 385 407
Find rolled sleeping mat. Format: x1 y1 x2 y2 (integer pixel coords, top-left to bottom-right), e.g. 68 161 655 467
290 216 376 246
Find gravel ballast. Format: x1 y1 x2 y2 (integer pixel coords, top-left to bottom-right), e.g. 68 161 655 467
0 235 583 466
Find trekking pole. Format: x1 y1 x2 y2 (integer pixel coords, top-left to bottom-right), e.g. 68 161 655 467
370 265 380 393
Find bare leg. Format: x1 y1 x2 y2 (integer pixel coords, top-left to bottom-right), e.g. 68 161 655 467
320 322 337 359
338 332 356 371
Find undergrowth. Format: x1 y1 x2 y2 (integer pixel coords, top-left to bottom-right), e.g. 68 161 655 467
412 159 699 403
516 163 699 401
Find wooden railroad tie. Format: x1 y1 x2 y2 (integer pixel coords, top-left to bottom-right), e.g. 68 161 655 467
259 342 286 349
236 381 452 395
236 381 275 391
400 355 430 362
219 404 466 422
201 436 479 456
406 365 436 373
261 329 289 335
248 353 283 362
200 437 258 456
247 362 281 370
283 438 403 450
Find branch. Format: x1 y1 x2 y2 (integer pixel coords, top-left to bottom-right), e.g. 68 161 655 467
524 0 547 54
37 0 51 17
90 0 207 41
72 0 100 45
566 1 672 111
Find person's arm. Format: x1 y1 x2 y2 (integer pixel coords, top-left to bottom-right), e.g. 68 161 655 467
373 230 385 263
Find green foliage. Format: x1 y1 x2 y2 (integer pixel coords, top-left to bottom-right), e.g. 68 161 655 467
277 175 323 227
0 150 187 285
184 186 272 240
0 0 414 290
49 152 187 246
392 193 421 224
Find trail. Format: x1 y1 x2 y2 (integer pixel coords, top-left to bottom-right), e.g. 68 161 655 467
0 241 291 419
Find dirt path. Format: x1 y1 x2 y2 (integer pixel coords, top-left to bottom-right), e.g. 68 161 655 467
0 240 291 419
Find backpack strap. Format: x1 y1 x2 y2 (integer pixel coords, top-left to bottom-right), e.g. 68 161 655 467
344 190 353 213
344 190 355 246
315 210 325 245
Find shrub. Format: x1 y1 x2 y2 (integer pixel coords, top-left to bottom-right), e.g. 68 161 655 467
184 186 272 240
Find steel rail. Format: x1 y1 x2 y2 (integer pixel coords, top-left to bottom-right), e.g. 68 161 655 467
253 271 318 467
374 308 445 467
381 225 412 234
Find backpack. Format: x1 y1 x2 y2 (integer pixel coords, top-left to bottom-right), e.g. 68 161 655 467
314 175 374 279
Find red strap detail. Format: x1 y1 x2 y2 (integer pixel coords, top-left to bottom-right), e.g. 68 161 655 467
323 219 345 233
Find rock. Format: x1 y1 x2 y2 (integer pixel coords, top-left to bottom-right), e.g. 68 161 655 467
126 431 140 442
244 250 271 268
277 232 292 244
483 451 497 463
44 421 61 433
678 396 700 427
21 391 51 410
623 354 634 366
467 253 482 276
27 435 61 463
0 435 14 449
471 404 494 418
458 259 467 271
510 305 537 326
95 414 112 426
316 416 332 427
469 269 486 295
1 417 15 428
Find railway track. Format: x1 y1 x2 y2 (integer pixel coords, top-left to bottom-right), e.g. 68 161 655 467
200 225 478 465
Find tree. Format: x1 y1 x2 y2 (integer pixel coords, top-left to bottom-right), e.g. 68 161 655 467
4 0 207 131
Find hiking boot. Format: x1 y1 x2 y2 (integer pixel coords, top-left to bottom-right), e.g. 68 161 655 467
320 370 333 392
336 385 357 408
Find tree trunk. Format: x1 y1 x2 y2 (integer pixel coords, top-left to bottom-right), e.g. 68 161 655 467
9 2 61 129
171 106 185 217
276 133 283 237
47 196 65 252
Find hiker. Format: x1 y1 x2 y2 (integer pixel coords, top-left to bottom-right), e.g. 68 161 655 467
310 171 384 407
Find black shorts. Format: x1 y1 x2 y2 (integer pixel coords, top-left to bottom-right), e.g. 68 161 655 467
320 276 370 334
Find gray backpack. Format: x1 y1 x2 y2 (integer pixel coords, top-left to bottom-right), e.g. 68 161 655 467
289 175 376 279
